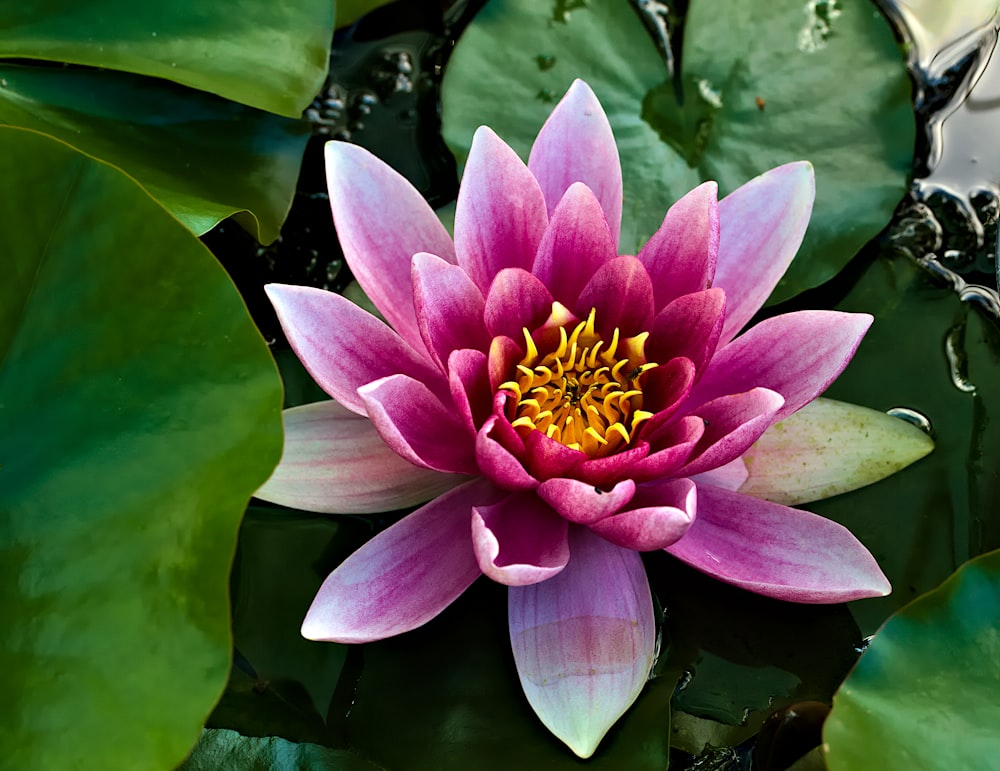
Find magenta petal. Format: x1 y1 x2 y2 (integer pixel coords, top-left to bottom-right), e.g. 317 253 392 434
448 349 491 433
528 79 623 247
472 492 570 586
301 478 497 643
412 252 489 368
532 183 618 306
509 527 655 758
647 289 726 375
484 268 555 341
638 181 720 311
455 127 549 292
537 478 637 524
476 415 538 491
714 162 814 344
523 431 587 480
326 142 455 352
266 283 443 415
255 400 466 513
359 374 478 475
689 311 873 422
690 456 748 491
666 484 891 602
678 387 785 476
630 416 704 482
575 255 655 338
590 478 696 551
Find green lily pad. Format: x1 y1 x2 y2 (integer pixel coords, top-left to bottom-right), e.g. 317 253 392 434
0 127 283 769
0 0 333 116
824 548 1000 771
0 64 310 243
441 0 913 303
180 728 382 771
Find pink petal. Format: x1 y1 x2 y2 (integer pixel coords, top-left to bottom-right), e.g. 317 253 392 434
528 79 623 247
359 374 478 475
638 356 696 418
255 400 466 513
590 478 696 551
412 252 489 369
532 183 618 306
714 162 814 345
448 349 492 433
690 456 748 492
629 415 704 482
665 484 891 602
575 255 655 339
688 311 873 422
326 142 455 353
647 288 726 375
454 127 549 292
509 526 655 758
489 335 523 392
301 478 498 643
537 478 637 524
523 431 587 481
266 283 444 416
476 415 538 491
677 388 785 476
638 181 719 311
574 443 651 490
483 268 555 341
472 492 570 585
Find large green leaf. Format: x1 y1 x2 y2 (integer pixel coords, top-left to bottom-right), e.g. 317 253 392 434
0 64 310 243
824 549 1000 771
0 127 283 769
0 0 333 116
442 0 913 303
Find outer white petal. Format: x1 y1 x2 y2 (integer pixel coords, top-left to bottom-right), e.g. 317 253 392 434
508 527 656 758
739 398 934 505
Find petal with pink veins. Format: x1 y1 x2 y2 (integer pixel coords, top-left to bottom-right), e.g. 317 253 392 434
302 478 500 643
688 311 872 423
739 397 934 505
412 252 489 369
537 477 637 524
484 268 555 341
575 255 655 339
532 183 618 307
638 181 719 311
472 492 570 585
266 283 444 416
647 288 726 375
359 374 478 475
690 456 748 492
476 415 538 491
325 142 456 352
678 387 785 476
528 79 623 247
666 484 891 603
448 349 491 433
455 127 549 292
590 478 696 551
523 431 587 481
509 526 655 758
714 162 814 345
255 400 467 513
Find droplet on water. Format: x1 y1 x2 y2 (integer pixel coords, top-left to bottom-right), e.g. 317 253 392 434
887 407 934 435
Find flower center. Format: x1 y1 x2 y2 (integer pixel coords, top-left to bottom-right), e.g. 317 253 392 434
499 308 657 458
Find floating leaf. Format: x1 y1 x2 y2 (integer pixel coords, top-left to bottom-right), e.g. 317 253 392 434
824 548 1000 771
0 127 283 769
442 0 913 302
179 729 381 771
0 64 309 243
0 0 332 116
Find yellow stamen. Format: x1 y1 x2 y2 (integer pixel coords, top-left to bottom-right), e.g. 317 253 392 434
502 306 658 458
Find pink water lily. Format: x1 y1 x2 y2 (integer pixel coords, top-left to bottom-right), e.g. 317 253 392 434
258 80 893 758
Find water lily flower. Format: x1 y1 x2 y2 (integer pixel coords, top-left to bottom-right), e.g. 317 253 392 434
258 80 930 758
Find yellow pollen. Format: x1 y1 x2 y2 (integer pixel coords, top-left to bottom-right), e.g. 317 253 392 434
499 307 658 458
